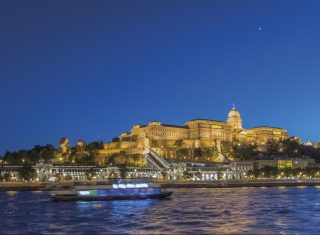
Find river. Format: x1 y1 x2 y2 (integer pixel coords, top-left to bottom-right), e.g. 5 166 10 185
1 186 320 234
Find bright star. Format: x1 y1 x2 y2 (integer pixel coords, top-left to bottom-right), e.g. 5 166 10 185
258 27 262 31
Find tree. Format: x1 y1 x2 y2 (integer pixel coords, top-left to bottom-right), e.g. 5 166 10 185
283 168 292 178
232 144 257 161
221 141 232 156
76 154 95 166
86 141 104 152
281 137 300 156
174 139 184 148
85 168 96 180
177 148 189 160
3 150 27 165
115 151 129 167
160 171 167 181
203 147 219 161
262 166 278 179
182 171 192 180
54 173 61 182
193 148 203 160
108 168 119 179
216 171 223 180
4 173 11 182
150 139 159 148
247 169 260 179
18 164 36 181
2 145 59 166
41 145 56 163
2 151 16 165
195 171 202 180
65 175 72 181
266 140 279 156
119 167 127 179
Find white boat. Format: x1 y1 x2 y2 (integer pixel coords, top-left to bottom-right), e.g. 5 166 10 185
52 182 172 202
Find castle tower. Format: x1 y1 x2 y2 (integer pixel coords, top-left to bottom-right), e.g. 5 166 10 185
227 105 243 130
59 137 70 153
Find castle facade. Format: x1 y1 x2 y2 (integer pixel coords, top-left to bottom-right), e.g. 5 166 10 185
100 106 288 159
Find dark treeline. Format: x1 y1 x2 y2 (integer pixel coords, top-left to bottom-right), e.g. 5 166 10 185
0 141 104 166
231 137 320 162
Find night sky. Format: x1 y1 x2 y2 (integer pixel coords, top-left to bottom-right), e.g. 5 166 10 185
1 0 320 155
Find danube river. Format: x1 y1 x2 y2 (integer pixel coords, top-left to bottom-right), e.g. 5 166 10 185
1 187 320 234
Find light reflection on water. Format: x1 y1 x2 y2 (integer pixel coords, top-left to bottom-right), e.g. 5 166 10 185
297 185 307 189
1 187 320 234
6 191 17 196
31 190 42 194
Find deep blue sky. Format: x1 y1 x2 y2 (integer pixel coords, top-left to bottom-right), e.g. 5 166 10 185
1 0 320 154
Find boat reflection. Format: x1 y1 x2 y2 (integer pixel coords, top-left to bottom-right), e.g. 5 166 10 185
76 198 155 214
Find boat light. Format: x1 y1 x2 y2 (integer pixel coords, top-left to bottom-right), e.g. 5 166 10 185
79 191 91 196
127 184 135 188
112 183 149 189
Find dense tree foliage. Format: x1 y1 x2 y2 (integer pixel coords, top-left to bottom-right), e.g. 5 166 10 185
1 141 104 166
232 137 320 162
150 139 159 148
182 170 192 180
17 163 36 181
221 141 232 156
174 147 219 163
264 137 320 161
106 152 146 167
232 143 258 161
174 139 184 148
2 144 56 165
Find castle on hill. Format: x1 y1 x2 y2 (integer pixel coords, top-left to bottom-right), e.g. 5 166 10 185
100 106 288 160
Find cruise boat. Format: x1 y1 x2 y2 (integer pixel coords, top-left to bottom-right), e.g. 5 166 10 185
52 182 172 202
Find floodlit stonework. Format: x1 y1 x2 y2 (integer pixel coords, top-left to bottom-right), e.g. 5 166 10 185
59 137 70 154
100 106 288 159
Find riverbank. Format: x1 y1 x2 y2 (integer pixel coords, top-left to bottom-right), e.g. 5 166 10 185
161 179 320 188
0 182 45 191
1 179 320 191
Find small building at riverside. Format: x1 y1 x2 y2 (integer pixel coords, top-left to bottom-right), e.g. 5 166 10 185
254 156 316 170
0 156 317 182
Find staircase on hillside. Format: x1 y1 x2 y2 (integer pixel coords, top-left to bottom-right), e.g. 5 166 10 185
144 149 170 171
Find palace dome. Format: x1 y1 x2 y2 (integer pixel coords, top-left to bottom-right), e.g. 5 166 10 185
228 107 241 118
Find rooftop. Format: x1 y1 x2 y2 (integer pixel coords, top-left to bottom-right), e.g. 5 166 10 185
187 118 225 123
162 124 188 129
251 126 287 130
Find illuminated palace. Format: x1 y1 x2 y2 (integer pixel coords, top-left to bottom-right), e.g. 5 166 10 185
100 106 288 159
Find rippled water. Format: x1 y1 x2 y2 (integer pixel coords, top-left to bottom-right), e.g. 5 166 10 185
1 187 320 234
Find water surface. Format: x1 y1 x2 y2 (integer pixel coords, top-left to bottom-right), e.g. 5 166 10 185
1 187 320 234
